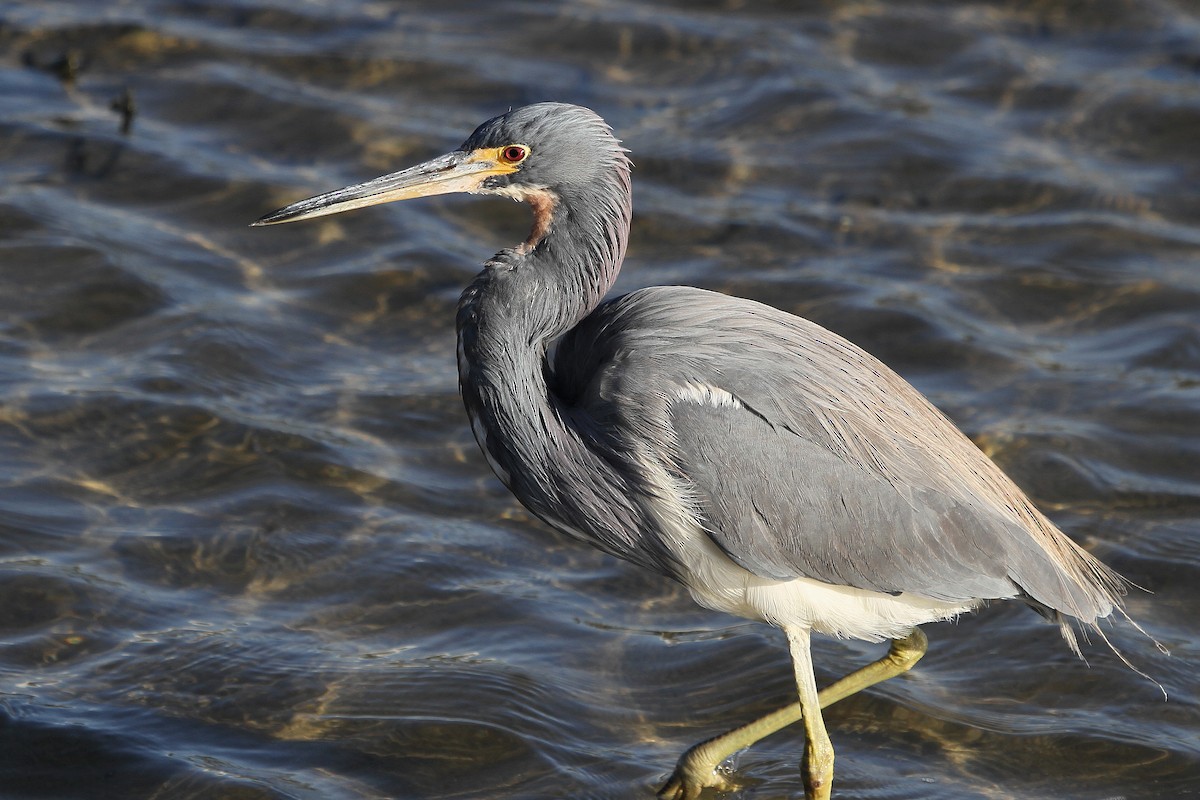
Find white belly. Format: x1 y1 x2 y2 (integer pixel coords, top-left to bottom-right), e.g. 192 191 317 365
672 518 977 642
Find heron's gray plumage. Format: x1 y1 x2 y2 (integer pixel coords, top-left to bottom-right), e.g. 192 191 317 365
444 103 1124 648
555 287 1126 647
255 102 1153 800
453 105 685 574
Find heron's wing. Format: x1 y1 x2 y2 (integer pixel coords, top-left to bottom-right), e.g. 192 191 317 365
556 286 1123 621
667 395 1022 599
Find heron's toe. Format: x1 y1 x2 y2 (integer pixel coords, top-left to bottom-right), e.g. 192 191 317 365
656 756 735 799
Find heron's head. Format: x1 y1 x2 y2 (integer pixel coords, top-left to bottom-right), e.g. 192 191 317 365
253 103 628 227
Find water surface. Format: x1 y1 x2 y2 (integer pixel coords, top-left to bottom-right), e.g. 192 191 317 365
1 1 1198 798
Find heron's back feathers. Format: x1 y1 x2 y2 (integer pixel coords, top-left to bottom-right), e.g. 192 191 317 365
555 286 1128 646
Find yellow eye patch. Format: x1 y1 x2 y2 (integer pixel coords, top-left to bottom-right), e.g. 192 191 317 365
466 144 530 173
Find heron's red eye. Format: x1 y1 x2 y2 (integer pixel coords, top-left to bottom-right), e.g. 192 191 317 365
500 145 528 164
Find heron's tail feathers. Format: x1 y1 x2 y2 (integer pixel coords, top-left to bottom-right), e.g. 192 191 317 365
1053 604 1169 699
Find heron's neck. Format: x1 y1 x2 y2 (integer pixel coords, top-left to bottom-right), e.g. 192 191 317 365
472 168 632 342
455 157 631 424
452 168 667 572
455 169 630 438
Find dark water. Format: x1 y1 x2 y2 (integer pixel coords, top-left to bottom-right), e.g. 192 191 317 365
1 1 1198 798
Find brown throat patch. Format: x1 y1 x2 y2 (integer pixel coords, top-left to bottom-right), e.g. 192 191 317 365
521 189 557 253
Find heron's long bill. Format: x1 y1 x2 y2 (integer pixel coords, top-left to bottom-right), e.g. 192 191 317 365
252 147 518 226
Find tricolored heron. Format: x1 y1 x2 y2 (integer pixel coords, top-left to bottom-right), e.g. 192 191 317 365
255 103 1144 799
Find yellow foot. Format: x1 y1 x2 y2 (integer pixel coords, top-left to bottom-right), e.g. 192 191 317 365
656 767 734 800
656 740 739 799
802 742 834 800
801 771 833 800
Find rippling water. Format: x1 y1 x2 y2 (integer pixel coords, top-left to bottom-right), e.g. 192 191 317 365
1 1 1198 798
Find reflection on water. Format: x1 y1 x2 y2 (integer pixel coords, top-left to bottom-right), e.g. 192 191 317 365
1 1 1198 798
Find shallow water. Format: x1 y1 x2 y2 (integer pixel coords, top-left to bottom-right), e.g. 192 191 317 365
1 1 1199 798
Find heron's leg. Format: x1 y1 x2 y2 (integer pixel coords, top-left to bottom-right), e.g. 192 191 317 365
656 628 927 800
818 627 927 706
785 626 833 799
